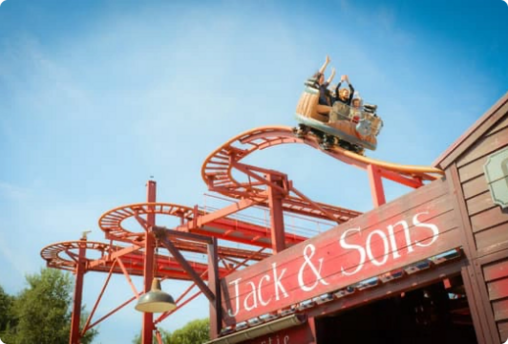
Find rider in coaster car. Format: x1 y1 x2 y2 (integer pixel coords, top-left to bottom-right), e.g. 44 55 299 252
334 74 355 105
351 97 363 124
307 55 336 106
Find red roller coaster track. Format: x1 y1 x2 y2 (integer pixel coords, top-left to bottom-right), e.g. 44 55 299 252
41 124 444 344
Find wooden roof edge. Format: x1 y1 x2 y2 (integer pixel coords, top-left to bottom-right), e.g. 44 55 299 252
432 91 508 170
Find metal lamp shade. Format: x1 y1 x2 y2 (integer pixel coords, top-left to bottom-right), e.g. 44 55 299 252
135 278 176 313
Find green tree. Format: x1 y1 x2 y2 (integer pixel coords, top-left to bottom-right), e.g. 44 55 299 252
169 318 209 344
0 285 14 335
132 318 209 344
2 268 97 344
132 328 171 344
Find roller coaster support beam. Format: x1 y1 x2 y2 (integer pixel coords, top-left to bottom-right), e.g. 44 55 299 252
177 198 261 232
69 236 87 344
152 226 223 338
142 180 157 344
308 317 318 344
367 165 386 207
376 167 424 189
87 244 142 269
267 173 287 254
208 237 222 339
288 183 342 224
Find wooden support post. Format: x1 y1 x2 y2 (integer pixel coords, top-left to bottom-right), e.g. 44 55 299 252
267 174 286 254
142 180 157 344
69 237 86 344
367 164 386 207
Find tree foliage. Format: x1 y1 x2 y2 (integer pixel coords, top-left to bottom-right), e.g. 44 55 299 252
169 318 210 344
0 285 14 334
132 318 209 344
0 268 97 344
132 328 171 344
11 268 72 344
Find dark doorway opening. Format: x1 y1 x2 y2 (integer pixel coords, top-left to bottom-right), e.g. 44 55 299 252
315 275 477 344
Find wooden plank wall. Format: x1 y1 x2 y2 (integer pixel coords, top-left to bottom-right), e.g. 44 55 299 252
457 120 508 255
484 257 508 343
453 112 508 343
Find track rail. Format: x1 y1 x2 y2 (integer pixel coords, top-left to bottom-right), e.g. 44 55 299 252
40 124 447 340
202 125 443 221
98 202 307 249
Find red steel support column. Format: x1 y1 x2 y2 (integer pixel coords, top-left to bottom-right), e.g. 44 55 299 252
308 316 318 344
208 238 222 339
142 180 157 344
69 237 87 344
367 165 386 207
267 174 286 254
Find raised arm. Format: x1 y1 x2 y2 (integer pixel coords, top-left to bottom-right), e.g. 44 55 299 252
344 75 355 103
326 67 336 84
334 74 347 98
335 75 344 95
319 55 331 76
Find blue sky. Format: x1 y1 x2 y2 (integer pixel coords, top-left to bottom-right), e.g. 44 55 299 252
0 0 507 342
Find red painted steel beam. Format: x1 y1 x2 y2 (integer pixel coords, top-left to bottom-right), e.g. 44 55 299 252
154 227 216 303
142 181 156 344
82 260 118 334
201 217 307 246
87 244 142 269
367 164 386 207
87 258 210 279
156 227 213 243
289 183 341 223
200 126 441 212
377 167 424 189
267 173 286 254
86 292 141 332
208 238 222 338
177 198 261 232
69 238 86 344
155 329 163 344
84 241 265 272
232 161 288 195
170 239 270 260
117 257 140 297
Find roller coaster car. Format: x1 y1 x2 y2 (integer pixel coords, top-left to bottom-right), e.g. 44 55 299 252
295 84 383 153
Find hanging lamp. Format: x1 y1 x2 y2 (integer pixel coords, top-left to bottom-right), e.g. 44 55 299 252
135 278 176 313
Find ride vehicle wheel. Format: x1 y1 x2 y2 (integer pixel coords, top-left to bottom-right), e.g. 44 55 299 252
320 134 335 151
352 144 365 155
293 124 310 138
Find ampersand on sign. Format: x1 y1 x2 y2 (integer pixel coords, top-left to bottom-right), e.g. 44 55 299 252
298 244 329 292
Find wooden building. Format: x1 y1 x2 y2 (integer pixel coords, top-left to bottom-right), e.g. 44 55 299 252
434 92 508 343
206 92 508 344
